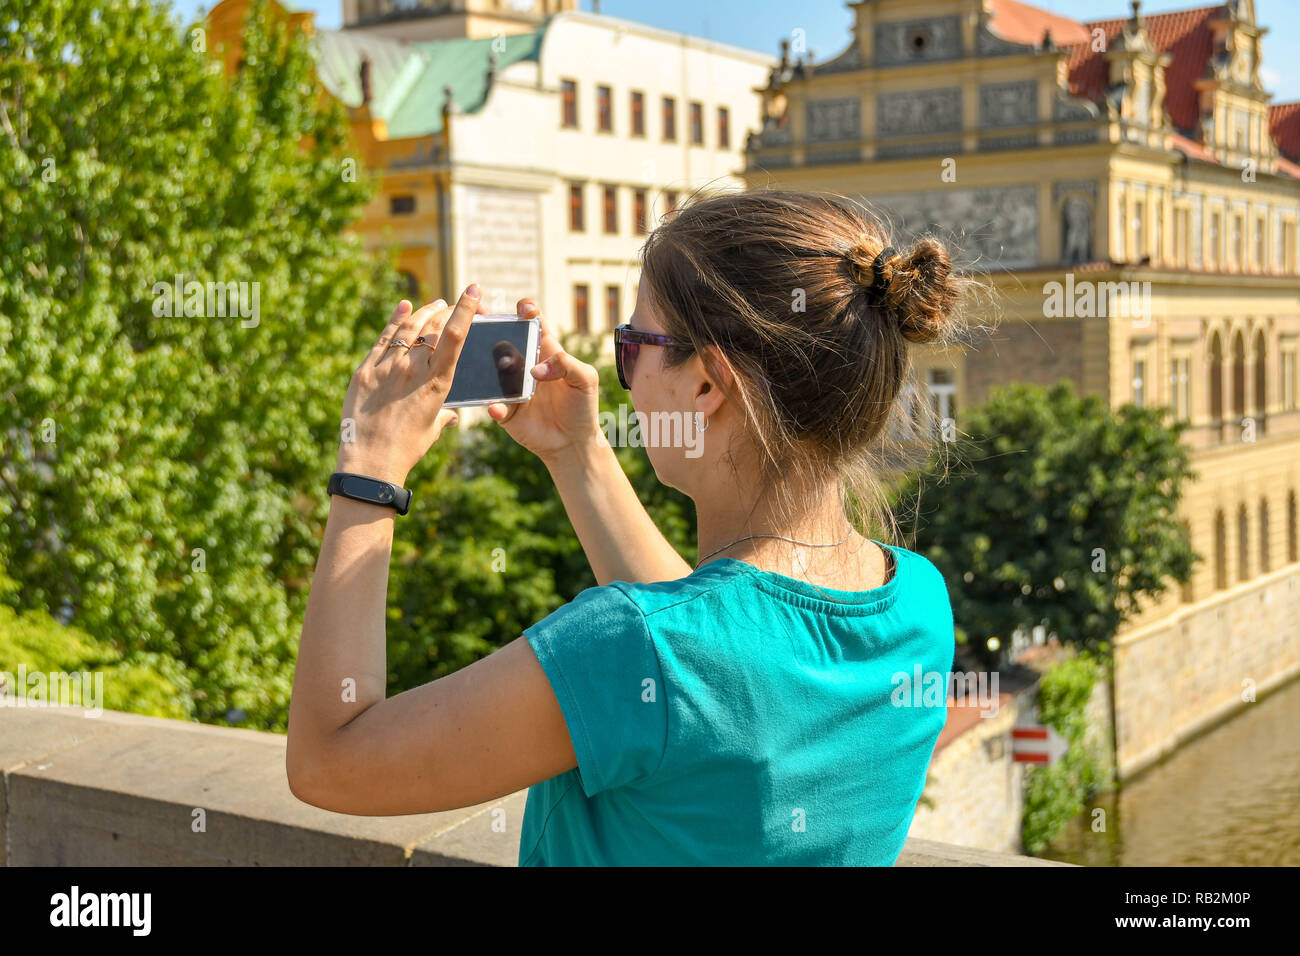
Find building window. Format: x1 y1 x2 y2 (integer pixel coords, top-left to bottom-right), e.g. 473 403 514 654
1255 216 1266 271
1208 330 1224 428
718 106 730 149
1233 214 1244 270
1210 211 1222 268
1115 193 1127 260
1253 329 1267 427
1238 503 1250 581
1260 498 1271 573
1214 509 1227 590
1159 197 1170 264
925 368 957 423
662 96 677 142
603 185 617 234
1170 357 1190 421
390 195 416 215
605 284 621 330
1231 331 1246 424
630 90 645 137
1175 208 1189 267
690 102 704 145
1132 202 1145 260
664 190 678 216
573 283 589 334
1284 221 1297 272
597 84 612 132
1288 490 1298 563
634 188 648 235
1283 349 1297 410
561 79 578 128
1132 357 1146 408
569 183 584 232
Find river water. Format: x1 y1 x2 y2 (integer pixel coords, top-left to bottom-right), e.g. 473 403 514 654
1039 676 1300 866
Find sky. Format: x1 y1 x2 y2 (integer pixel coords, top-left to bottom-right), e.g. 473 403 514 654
171 0 1300 102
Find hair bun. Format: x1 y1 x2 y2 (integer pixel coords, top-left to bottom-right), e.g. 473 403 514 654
866 237 959 345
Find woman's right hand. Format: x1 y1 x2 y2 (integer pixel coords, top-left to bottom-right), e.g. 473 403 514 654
487 298 606 466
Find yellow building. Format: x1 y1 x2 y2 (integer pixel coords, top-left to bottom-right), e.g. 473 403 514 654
210 0 772 337
743 0 1300 623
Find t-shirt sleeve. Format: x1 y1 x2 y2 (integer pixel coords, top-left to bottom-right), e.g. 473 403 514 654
523 582 668 798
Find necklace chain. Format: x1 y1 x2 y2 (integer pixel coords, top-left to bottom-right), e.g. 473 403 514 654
694 530 855 569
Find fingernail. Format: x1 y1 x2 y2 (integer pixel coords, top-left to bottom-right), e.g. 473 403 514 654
531 362 548 377
466 283 481 299
449 416 459 427
397 300 412 313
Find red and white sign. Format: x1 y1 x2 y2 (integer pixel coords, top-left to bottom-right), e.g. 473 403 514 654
1011 725 1069 764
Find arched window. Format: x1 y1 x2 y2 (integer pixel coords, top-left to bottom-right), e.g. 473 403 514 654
1208 330 1224 435
1237 503 1250 581
1214 509 1227 589
1231 330 1246 426
1259 498 1270 574
1289 491 1298 564
1253 328 1268 433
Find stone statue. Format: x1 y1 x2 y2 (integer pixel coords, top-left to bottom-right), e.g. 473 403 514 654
1063 196 1092 264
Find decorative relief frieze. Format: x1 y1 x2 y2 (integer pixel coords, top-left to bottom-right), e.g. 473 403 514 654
877 87 962 136
874 16 962 66
807 97 861 143
979 80 1037 128
861 184 1039 269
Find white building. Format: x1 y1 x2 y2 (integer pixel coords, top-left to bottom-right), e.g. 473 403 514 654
214 0 774 337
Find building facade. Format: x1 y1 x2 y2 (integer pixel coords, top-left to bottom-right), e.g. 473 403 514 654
210 0 772 341
743 0 1300 623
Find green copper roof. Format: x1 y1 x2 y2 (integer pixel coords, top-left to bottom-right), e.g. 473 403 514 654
311 27 546 138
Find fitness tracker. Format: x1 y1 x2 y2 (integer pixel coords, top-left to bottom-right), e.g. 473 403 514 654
327 472 412 516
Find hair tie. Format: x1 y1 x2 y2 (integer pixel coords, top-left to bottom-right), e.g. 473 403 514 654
868 246 897 301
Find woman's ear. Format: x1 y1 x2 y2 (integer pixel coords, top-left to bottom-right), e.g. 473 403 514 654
694 345 733 419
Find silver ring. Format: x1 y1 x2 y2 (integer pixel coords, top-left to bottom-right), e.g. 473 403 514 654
388 338 411 350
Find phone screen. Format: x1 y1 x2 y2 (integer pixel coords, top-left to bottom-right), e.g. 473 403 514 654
444 317 538 407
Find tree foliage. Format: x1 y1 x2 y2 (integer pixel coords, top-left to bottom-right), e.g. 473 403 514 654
895 381 1197 666
0 0 395 727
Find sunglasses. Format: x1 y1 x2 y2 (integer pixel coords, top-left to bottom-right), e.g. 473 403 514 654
613 323 692 390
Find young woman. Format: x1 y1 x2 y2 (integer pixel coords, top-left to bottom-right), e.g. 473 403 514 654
287 190 963 866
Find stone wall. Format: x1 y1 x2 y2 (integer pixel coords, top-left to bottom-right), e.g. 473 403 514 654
1113 564 1300 778
0 706 1068 866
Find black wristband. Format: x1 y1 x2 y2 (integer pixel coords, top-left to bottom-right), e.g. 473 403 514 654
327 472 412 516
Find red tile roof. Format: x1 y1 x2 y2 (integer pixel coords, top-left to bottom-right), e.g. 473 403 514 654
986 0 1091 47
980 2 1297 175
1269 102 1300 163
1064 4 1222 133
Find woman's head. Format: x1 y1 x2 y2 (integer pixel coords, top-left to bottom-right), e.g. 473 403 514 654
628 189 968 536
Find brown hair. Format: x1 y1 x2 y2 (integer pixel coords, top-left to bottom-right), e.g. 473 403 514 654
639 188 971 540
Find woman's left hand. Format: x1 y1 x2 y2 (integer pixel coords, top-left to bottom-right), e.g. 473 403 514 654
336 284 486 487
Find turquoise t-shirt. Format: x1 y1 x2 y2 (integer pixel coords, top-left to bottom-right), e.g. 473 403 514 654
517 543 954 866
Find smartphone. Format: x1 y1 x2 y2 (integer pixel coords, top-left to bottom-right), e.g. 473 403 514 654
442 314 542 408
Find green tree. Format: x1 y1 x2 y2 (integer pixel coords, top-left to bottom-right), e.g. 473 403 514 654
0 0 395 728
895 381 1197 667
0 563 189 717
